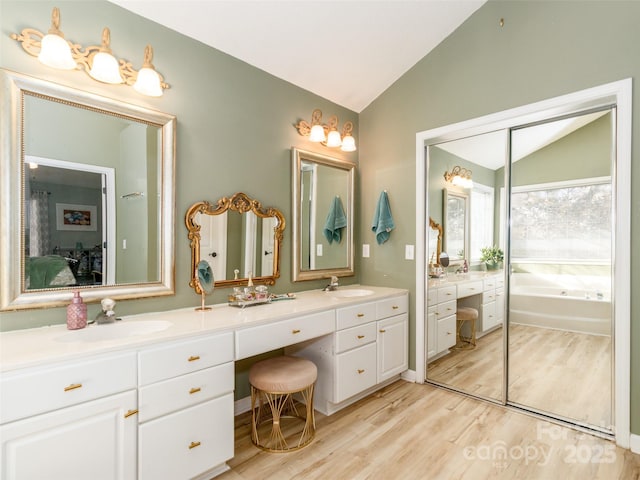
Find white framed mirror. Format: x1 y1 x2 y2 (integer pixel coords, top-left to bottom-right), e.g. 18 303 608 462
0 69 176 311
442 188 469 264
291 148 355 281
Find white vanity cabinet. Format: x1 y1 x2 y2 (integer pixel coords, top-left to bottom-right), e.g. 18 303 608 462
0 352 138 480
137 332 235 480
288 293 408 416
427 285 457 359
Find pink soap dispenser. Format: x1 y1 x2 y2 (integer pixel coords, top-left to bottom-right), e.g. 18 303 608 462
67 290 87 330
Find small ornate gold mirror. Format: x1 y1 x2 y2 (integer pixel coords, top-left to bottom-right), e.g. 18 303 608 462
185 192 285 292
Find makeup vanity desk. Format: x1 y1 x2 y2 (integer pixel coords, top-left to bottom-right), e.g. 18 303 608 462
0 285 408 480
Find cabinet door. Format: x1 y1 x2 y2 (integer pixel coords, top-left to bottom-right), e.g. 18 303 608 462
335 343 376 403
427 306 437 359
139 394 234 480
495 288 505 325
377 314 408 383
481 301 497 331
1 390 137 480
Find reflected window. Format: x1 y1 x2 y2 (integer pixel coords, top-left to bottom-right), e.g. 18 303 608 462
510 178 612 261
470 183 494 263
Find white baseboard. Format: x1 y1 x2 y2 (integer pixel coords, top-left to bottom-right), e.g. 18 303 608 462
401 369 417 383
234 396 252 416
630 433 640 454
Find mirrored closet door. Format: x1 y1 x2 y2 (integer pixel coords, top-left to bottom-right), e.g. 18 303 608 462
423 101 619 436
507 108 614 432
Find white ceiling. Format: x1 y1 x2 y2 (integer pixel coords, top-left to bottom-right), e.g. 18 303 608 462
108 0 486 112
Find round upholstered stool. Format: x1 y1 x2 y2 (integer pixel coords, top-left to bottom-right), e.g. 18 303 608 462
452 307 478 350
249 355 317 452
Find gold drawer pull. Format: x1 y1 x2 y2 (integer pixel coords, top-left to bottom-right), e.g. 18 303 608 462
64 383 82 392
357 313 365 317
292 329 301 334
124 409 138 418
189 387 201 395
188 355 200 362
392 305 399 309
357 369 365 374
357 335 365 339
189 441 201 449
379 329 386 333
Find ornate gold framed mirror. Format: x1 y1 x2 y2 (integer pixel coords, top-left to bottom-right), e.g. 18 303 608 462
185 192 285 292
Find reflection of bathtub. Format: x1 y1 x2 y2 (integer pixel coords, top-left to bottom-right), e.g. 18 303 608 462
509 287 611 336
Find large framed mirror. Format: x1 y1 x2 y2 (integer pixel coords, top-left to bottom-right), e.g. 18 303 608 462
442 188 469 264
291 148 355 281
185 192 285 291
0 69 176 311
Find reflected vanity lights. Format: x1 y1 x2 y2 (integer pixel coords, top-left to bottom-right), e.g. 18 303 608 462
295 109 357 152
10 7 169 97
444 166 473 189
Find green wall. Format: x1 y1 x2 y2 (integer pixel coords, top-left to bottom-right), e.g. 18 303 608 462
358 0 639 435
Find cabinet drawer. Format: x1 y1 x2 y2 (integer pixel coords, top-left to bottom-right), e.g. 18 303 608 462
335 322 376 353
427 288 438 307
138 362 234 423
1 351 136 424
336 302 376 330
457 281 483 299
376 294 408 319
437 286 457 303
437 315 456 353
335 343 377 403
434 299 456 319
482 290 496 304
236 310 334 360
482 301 498 331
139 394 234 480
139 332 234 386
483 277 497 291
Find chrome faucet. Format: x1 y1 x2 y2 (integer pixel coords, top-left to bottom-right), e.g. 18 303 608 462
323 276 339 292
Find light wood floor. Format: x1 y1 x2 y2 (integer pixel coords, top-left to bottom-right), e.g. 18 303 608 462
428 324 612 428
217 381 639 480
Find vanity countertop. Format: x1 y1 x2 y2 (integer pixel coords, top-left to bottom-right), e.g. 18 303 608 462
0 285 407 373
427 271 503 289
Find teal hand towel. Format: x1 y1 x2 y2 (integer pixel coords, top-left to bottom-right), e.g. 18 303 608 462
323 196 347 244
371 191 395 245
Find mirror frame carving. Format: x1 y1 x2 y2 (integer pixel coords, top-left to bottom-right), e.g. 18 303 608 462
0 69 176 311
428 217 443 265
185 192 285 292
291 148 355 282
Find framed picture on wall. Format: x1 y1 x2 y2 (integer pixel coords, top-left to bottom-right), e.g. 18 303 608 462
56 203 97 231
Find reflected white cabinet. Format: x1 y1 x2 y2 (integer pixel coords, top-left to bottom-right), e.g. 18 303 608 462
0 352 138 480
288 293 409 416
427 285 457 359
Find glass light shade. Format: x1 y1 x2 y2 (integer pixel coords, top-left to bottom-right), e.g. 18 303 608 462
133 67 163 97
341 135 356 152
38 34 76 70
326 130 342 148
89 52 124 84
309 124 326 142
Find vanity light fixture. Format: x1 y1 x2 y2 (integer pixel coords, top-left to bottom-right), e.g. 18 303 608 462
10 7 169 97
444 166 473 189
295 109 357 152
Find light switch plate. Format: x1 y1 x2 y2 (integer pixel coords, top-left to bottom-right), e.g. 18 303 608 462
316 244 323 256
362 244 370 258
405 244 414 260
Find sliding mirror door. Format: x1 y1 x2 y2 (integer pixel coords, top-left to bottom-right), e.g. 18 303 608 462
507 109 614 432
426 130 507 402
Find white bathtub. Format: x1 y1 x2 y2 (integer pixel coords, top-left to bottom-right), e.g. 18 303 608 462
509 286 611 336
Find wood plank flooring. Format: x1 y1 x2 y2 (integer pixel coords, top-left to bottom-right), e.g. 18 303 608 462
216 381 639 480
428 324 612 428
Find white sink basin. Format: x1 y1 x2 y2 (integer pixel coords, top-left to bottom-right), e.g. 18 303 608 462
329 288 375 298
55 320 172 343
